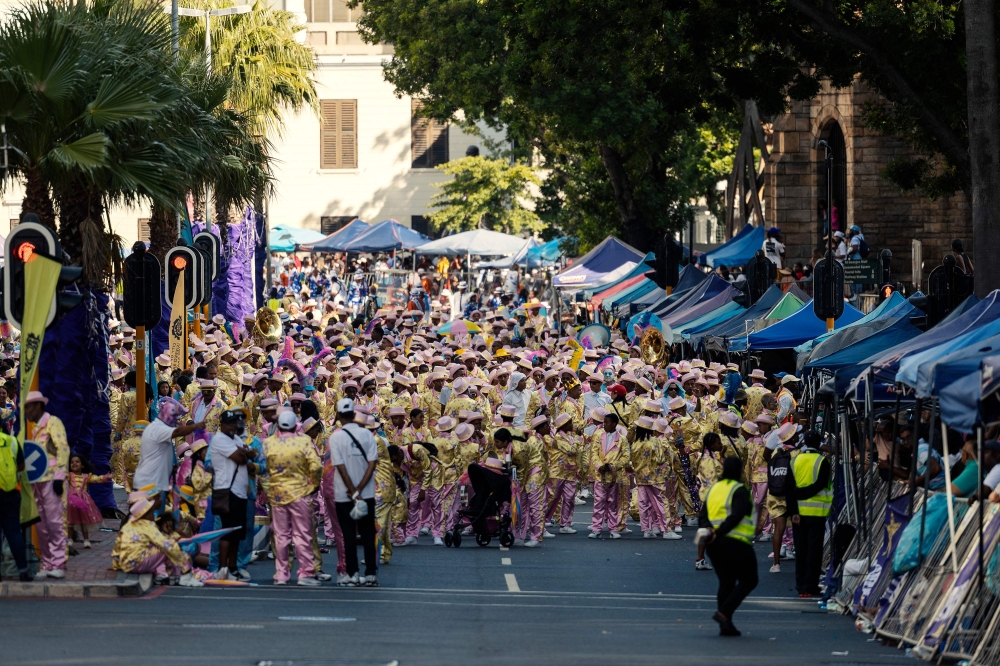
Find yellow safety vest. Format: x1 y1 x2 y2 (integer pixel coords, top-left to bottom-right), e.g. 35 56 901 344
792 450 832 517
706 478 755 545
0 433 20 492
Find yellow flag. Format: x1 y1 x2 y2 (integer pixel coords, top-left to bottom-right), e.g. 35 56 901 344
169 274 186 372
19 253 62 440
567 338 584 370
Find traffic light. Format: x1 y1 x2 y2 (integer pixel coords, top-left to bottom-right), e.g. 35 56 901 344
813 253 845 321
3 217 83 330
879 283 896 303
164 243 203 309
192 232 220 282
123 242 163 329
653 235 682 290
744 250 776 306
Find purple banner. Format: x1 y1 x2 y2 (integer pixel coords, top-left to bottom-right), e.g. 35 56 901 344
855 495 911 614
922 507 1000 648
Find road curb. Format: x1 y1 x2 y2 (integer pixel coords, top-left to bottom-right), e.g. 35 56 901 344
0 572 153 599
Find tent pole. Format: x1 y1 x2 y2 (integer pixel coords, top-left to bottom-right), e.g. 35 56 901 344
939 413 958 573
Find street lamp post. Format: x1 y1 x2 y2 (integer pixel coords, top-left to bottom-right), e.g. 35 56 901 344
164 4 252 230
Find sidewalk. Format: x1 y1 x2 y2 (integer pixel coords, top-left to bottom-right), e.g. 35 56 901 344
1 489 149 598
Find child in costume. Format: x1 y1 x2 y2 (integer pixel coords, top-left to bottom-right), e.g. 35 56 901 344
66 454 112 548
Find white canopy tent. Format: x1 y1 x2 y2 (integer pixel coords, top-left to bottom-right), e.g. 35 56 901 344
414 229 530 257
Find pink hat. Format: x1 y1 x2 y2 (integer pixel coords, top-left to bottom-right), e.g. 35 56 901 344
590 407 607 422
755 413 775 425
388 406 407 417
499 405 516 417
719 411 740 428
453 378 469 395
455 423 474 442
553 412 573 430
776 422 802 443
653 418 671 434
290 392 307 401
741 420 759 436
668 397 686 411
436 416 457 432
750 368 766 380
530 414 549 430
635 415 655 430
25 391 48 406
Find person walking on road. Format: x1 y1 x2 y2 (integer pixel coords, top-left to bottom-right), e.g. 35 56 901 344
700 456 758 637
789 431 832 597
330 398 379 586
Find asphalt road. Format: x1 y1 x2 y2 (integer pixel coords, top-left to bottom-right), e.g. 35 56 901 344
2 509 905 666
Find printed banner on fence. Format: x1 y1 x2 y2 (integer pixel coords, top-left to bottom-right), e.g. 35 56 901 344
922 505 1000 647
855 494 911 613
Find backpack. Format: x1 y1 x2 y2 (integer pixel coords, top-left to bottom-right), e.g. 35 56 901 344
767 448 793 497
857 237 870 259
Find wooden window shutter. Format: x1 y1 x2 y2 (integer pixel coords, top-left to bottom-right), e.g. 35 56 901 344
320 100 357 169
411 99 429 168
138 218 151 243
412 99 448 168
339 100 357 168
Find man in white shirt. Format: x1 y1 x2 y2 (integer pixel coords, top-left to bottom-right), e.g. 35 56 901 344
833 231 848 263
209 409 256 580
133 398 204 492
763 227 785 269
329 398 379 586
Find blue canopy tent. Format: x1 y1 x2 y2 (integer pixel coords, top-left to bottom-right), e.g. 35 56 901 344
526 237 564 262
675 302 744 343
696 285 786 351
582 253 656 299
867 290 1000 384
796 291 909 360
341 219 430 253
299 218 370 252
698 224 767 268
651 274 733 318
554 236 645 289
743 300 865 351
660 283 740 330
807 317 924 395
912 333 1000 400
939 369 982 433
632 264 708 313
475 238 541 269
269 225 328 252
604 277 660 314
897 321 1000 392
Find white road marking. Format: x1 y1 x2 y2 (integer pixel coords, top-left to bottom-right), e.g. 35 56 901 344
182 624 264 629
501 557 512 565
504 573 520 592
278 616 356 622
499 546 509 551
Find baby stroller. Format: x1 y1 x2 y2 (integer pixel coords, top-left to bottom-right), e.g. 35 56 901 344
444 462 514 548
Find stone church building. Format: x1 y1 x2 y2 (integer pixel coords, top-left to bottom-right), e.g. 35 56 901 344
762 79 971 290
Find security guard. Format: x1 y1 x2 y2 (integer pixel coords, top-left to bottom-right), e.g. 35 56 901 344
699 456 758 636
789 431 832 597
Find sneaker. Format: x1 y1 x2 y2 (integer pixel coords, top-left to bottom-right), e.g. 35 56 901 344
336 573 351 586
770 564 781 573
782 547 795 560
315 571 332 582
559 526 577 534
758 532 772 542
297 576 322 587
18 571 32 582
364 575 379 587
47 569 65 579
695 558 712 571
542 530 555 538
154 574 170 585
346 574 361 587
574 496 586 505
213 567 230 581
83 539 91 549
651 527 661 535
178 572 204 588
674 526 683 534
588 531 599 539
610 531 622 540
234 569 252 582
404 536 418 546
34 570 49 580
433 537 444 546
420 527 431 536
620 527 633 535
643 531 653 539
513 538 525 547
686 517 699 527
274 579 288 586
524 540 540 548
663 531 682 540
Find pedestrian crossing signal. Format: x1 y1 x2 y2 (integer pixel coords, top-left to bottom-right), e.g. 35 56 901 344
880 283 896 301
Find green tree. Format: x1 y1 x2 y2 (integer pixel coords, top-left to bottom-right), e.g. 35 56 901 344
428 156 542 235
355 0 830 252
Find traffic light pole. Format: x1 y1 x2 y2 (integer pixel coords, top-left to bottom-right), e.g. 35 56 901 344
819 139 835 333
136 325 147 422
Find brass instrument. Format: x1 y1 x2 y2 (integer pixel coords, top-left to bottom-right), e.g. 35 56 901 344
253 306 282 348
639 326 669 368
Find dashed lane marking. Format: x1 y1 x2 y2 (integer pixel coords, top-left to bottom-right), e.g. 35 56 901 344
504 573 520 592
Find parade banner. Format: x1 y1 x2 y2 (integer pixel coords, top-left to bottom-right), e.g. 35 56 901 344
18 253 61 440
169 273 186 372
855 494 910 613
922 505 1000 648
